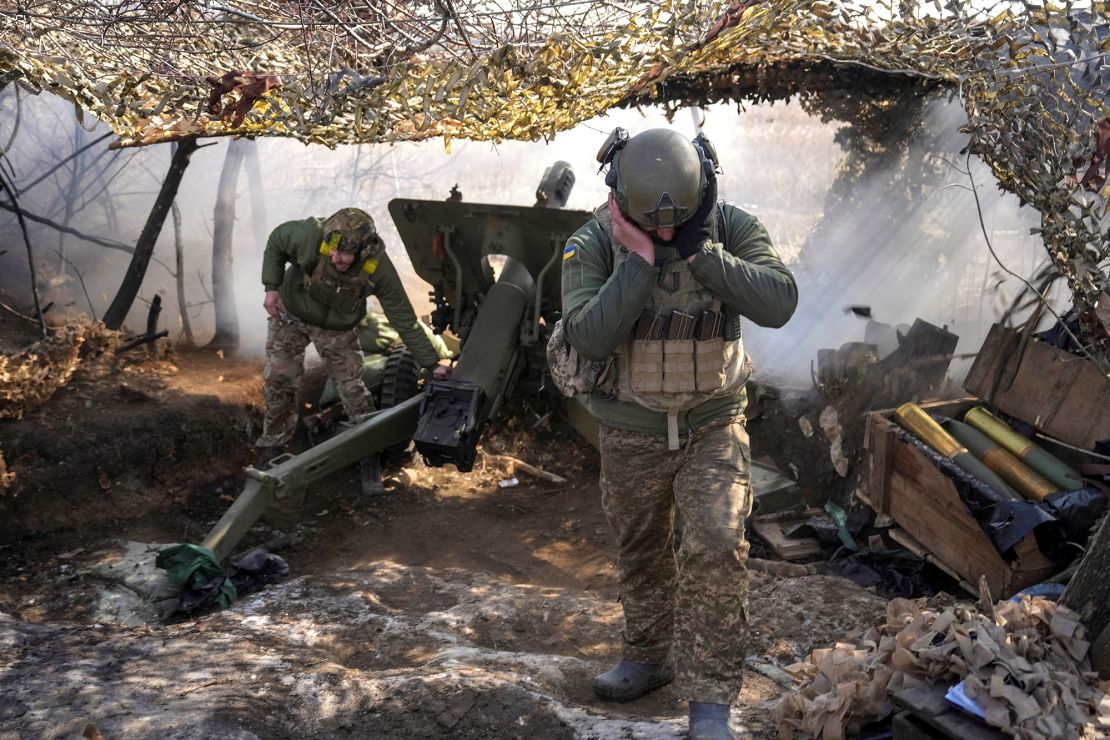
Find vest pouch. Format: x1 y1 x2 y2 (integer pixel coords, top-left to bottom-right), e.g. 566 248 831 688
546 318 616 398
306 256 373 314
629 339 664 393
662 339 696 393
308 282 364 314
694 336 726 392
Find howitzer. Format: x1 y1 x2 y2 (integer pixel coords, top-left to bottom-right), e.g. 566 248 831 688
156 163 589 613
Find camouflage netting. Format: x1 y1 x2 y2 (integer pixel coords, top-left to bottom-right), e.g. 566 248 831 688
0 321 121 420
0 1 1107 362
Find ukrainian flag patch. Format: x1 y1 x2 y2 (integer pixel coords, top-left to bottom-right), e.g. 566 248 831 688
563 243 577 261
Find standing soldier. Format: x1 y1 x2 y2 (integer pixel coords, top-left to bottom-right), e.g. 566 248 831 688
552 128 797 739
257 207 446 493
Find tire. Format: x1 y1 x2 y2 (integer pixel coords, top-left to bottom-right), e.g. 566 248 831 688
380 346 421 408
379 346 421 466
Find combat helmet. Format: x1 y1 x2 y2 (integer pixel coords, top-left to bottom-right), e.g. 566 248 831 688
597 128 718 229
322 207 383 258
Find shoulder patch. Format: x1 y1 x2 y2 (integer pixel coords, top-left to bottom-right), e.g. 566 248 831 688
563 241 577 261
362 257 379 274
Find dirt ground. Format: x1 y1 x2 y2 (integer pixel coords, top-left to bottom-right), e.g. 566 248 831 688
0 319 891 739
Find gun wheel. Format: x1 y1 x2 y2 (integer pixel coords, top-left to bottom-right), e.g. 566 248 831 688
379 346 421 465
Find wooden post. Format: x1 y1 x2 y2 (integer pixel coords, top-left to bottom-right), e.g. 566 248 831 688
144 295 162 356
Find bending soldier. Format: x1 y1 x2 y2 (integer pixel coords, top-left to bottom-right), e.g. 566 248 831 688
555 128 797 739
256 207 446 493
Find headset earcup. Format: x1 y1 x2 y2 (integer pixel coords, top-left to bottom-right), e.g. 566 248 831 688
604 166 618 188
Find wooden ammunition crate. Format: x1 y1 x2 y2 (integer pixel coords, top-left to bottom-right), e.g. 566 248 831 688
862 399 1059 598
964 323 1110 450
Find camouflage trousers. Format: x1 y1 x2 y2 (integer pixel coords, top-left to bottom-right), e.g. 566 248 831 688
256 314 372 448
599 414 752 705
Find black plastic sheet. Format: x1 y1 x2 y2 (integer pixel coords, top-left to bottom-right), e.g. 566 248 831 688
785 508 937 598
1035 310 1085 355
1043 487 1107 548
826 547 938 599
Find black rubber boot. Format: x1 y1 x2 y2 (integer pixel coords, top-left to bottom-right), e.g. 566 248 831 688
687 701 734 740
256 446 285 471
593 659 673 702
359 455 384 495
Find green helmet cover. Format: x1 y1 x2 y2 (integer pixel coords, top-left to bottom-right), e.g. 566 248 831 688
323 207 382 257
609 128 706 229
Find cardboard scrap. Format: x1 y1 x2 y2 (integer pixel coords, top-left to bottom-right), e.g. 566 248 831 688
775 596 1110 740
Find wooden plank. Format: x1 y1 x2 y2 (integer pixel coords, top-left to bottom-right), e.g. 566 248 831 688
865 414 897 514
890 528 977 596
886 439 1012 597
964 323 1110 449
751 517 821 561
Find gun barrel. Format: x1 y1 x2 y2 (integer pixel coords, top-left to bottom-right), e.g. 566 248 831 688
453 256 535 398
413 257 536 471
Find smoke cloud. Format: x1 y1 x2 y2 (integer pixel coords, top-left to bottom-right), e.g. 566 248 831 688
0 91 1062 387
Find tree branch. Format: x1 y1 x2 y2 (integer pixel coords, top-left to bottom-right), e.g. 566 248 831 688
0 164 47 337
0 199 133 252
20 131 114 193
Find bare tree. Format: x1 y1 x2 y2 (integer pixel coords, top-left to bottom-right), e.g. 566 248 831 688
242 139 268 249
171 201 196 345
103 138 199 330
208 138 246 350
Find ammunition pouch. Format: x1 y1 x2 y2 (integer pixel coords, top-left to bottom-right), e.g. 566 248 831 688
305 256 374 314
545 318 616 399
618 334 752 449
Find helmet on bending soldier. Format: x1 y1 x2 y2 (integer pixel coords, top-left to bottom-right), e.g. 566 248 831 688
322 207 383 259
596 127 719 230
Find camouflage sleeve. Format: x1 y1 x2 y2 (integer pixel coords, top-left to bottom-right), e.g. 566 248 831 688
261 222 295 290
560 222 656 362
371 252 443 369
687 206 798 328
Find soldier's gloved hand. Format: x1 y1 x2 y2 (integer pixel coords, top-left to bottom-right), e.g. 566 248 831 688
672 169 718 260
609 193 654 265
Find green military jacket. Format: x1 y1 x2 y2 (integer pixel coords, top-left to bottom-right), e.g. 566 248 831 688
560 203 798 435
261 217 442 369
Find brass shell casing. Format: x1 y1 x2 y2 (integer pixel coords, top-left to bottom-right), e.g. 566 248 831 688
965 406 1083 492
895 403 965 458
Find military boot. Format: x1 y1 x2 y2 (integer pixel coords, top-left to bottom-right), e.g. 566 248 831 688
359 455 384 495
593 659 673 702
688 702 734 740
